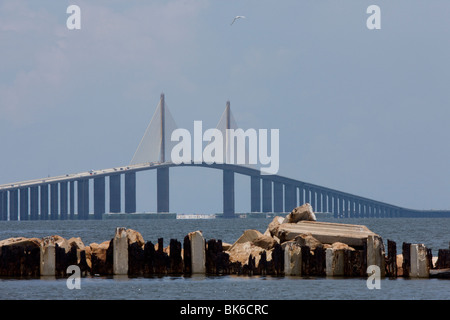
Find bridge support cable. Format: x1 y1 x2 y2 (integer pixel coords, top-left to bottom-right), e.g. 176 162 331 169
130 93 179 165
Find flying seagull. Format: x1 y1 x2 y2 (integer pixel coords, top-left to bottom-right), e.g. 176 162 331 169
230 16 246 26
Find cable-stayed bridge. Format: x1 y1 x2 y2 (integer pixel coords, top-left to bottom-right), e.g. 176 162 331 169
0 94 449 220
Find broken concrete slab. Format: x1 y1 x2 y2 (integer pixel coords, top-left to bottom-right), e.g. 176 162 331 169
276 221 378 247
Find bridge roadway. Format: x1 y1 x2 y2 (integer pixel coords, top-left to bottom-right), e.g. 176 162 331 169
0 162 449 220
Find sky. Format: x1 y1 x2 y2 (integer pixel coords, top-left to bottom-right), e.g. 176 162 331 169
0 0 449 214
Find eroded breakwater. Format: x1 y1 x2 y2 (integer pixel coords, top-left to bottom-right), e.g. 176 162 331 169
1 204 450 279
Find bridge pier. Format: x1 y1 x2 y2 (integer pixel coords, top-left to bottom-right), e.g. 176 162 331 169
298 186 304 206
389 208 394 218
0 191 6 220
110 175 121 213
40 185 49 220
339 196 344 217
320 192 325 212
381 205 385 218
284 184 296 213
50 183 59 220
273 182 283 213
345 198 349 217
223 169 235 218
125 172 136 214
30 186 39 220
20 188 29 221
94 176 106 219
262 179 272 213
331 193 338 218
60 181 68 220
350 199 355 217
157 168 170 213
327 193 332 214
311 188 316 211
9 189 18 221
320 192 326 213
304 187 310 204
77 179 89 220
250 176 261 212
320 191 325 212
69 181 75 219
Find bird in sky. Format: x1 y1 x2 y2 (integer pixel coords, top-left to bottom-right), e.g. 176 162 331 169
230 16 246 26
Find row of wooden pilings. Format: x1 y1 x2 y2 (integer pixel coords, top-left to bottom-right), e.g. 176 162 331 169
0 228 449 278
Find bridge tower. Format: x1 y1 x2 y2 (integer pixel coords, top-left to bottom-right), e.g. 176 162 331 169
222 101 235 218
157 93 170 213
131 93 175 213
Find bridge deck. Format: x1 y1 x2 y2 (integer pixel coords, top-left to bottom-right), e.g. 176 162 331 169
0 162 449 218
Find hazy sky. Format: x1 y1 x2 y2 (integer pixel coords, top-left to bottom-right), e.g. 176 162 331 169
1 0 449 214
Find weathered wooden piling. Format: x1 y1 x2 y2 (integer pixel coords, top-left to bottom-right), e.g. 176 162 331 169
0 238 40 277
343 248 366 277
436 249 450 269
128 241 145 276
386 239 397 277
154 238 170 274
183 235 191 274
271 243 284 275
402 242 411 278
367 235 385 277
55 244 77 277
256 251 268 276
143 241 156 275
300 245 325 276
205 239 231 275
90 239 113 275
169 239 183 274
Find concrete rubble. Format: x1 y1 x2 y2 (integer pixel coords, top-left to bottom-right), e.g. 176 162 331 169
0 203 449 279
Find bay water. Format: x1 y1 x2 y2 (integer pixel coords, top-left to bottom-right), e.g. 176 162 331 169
0 217 449 300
